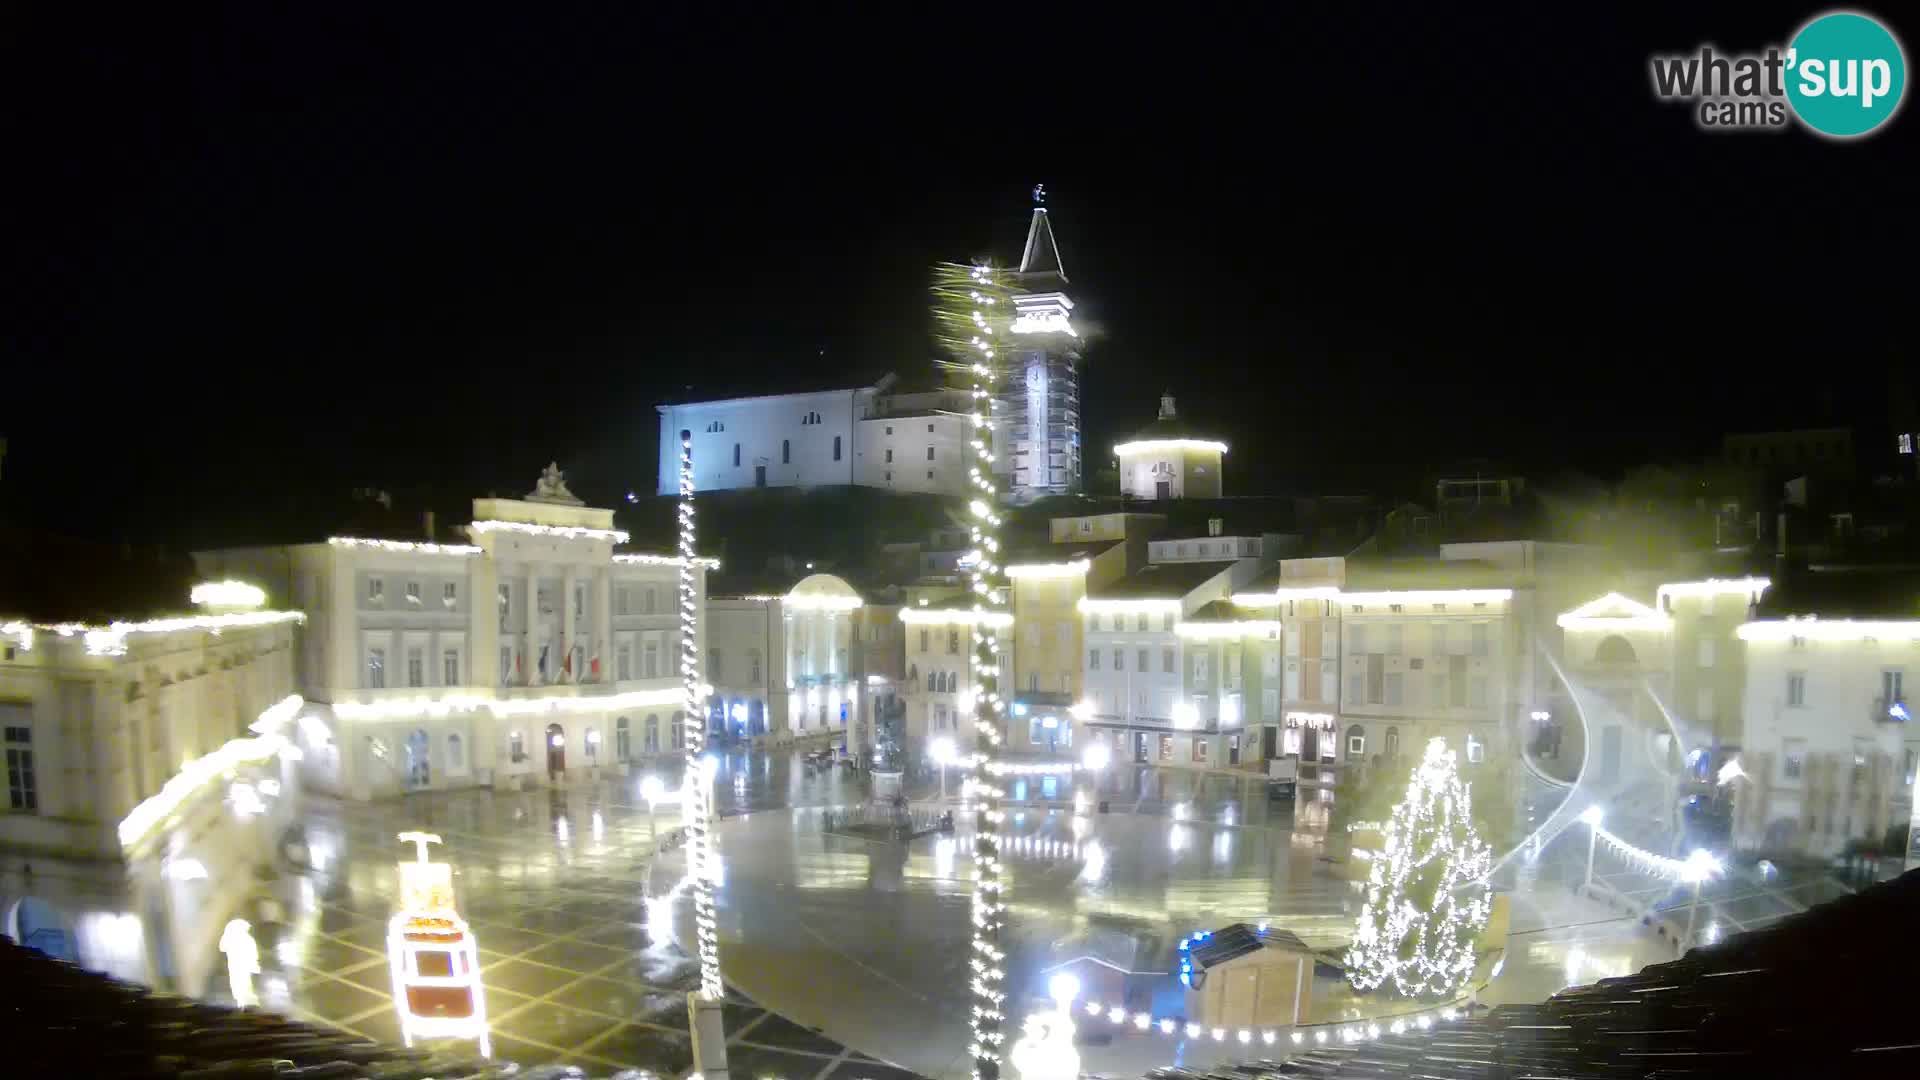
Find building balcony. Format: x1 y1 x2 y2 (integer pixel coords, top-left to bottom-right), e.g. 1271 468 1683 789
1875 696 1910 724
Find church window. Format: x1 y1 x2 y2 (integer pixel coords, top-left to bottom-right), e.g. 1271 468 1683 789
733 443 741 467
783 439 790 464
833 435 842 461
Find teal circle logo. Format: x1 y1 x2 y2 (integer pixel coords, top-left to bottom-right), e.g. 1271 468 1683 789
1785 11 1907 137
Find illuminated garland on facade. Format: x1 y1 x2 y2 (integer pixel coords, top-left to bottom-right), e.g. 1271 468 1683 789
935 262 1011 1080
676 428 725 1002
328 537 481 556
1346 737 1492 998
470 520 630 543
612 552 721 569
120 695 302 850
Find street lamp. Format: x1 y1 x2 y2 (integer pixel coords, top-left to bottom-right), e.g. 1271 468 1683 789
929 736 957 802
1579 805 1604 890
1681 848 1721 948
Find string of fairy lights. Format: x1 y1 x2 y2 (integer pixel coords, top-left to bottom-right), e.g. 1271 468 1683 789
935 262 1012 1080
1345 737 1493 998
676 428 724 1003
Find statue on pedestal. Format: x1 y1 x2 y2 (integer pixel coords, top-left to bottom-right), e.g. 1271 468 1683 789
528 462 583 505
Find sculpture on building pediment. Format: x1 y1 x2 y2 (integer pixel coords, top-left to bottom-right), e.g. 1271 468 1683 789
528 462 583 505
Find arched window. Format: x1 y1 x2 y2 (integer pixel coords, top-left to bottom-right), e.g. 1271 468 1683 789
1385 726 1400 759
446 733 465 772
645 714 660 753
1345 724 1366 758
1595 635 1639 664
748 648 762 684
584 726 600 761
908 663 919 686
616 717 632 762
671 712 685 749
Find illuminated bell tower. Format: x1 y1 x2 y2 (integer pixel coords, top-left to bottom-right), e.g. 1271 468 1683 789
1008 184 1083 501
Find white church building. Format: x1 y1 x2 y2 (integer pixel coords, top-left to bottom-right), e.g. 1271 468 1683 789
653 191 1082 502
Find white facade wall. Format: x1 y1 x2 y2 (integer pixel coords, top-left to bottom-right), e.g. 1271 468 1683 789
706 598 786 742
656 388 864 495
853 414 970 495
0 618 300 997
902 615 978 752
1736 627 1917 856
1117 444 1224 500
1083 611 1180 726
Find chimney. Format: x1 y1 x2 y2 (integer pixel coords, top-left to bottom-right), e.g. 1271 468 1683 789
424 510 436 541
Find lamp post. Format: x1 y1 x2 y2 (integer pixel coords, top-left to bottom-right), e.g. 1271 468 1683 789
930 736 957 802
640 775 664 849
1579 806 1603 891
1680 849 1720 950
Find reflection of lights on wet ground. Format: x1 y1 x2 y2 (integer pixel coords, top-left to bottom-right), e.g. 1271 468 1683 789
1173 801 1189 822
934 835 957 878
592 810 605 843
1078 840 1106 882
1168 825 1191 852
555 816 570 846
1211 830 1232 865
1704 921 1721 944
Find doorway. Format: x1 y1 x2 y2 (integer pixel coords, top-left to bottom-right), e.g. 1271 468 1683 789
545 723 566 778
1228 734 1240 766
1261 726 1278 760
1155 479 1171 499
406 729 431 788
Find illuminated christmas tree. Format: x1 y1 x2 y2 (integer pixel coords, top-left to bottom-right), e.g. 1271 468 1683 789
1345 736 1493 998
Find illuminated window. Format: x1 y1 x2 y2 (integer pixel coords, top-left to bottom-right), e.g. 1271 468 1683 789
1159 735 1174 761
1900 433 1914 454
4 724 36 812
368 577 385 604
1347 724 1365 757
1466 733 1484 763
367 647 387 689
443 582 458 607
405 581 422 605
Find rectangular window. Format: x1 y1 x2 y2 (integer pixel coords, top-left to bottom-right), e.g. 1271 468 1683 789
1193 653 1209 682
1138 648 1149 672
368 577 385 603
642 586 657 614
1783 738 1806 781
926 446 935 461
1471 623 1489 657
1162 647 1175 673
442 649 459 686
1088 613 1101 633
1193 737 1209 763
1885 669 1906 703
1263 688 1279 719
1284 660 1300 699
618 645 633 681
368 647 387 689
4 725 36 812
1113 649 1124 672
948 629 960 654
644 641 660 678
406 581 422 604
574 585 586 618
1466 733 1485 763
733 443 741 467
1347 672 1365 705
1348 732 1366 756
1089 649 1101 671
783 439 791 464
1159 735 1174 761
834 435 842 461
407 647 424 688
443 581 458 607
615 588 630 616
886 448 894 463
497 583 510 611
1787 671 1806 707
1162 613 1174 632
1385 672 1403 706
1697 637 1715 668
919 628 930 652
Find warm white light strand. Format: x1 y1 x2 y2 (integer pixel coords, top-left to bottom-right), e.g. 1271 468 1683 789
328 536 481 556
1345 737 1493 997
613 553 721 569
120 695 302 850
470 519 630 543
676 429 724 1002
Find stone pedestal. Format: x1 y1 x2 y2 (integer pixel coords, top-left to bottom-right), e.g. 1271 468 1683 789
688 992 730 1080
872 770 904 802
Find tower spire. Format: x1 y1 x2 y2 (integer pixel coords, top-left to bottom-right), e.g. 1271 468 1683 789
1018 184 1067 282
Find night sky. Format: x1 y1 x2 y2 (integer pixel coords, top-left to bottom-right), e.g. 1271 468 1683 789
2 3 1912 547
